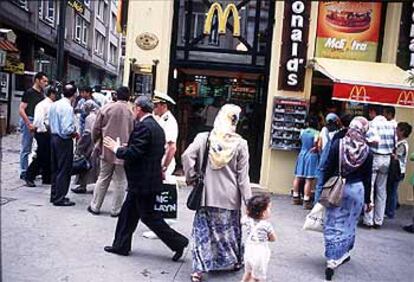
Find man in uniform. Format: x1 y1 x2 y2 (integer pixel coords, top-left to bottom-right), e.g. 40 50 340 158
152 91 179 180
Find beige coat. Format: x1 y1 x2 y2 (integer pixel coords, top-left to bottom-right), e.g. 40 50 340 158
182 132 252 210
92 101 134 165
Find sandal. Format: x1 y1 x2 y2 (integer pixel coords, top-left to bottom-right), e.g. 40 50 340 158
190 272 202 282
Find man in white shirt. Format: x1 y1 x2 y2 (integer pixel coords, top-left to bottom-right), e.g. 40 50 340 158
25 87 57 187
153 91 179 179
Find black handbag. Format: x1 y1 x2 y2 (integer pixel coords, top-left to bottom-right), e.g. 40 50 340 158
186 134 210 211
71 155 91 176
319 140 346 208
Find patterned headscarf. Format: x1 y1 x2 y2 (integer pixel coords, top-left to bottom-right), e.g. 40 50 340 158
342 116 370 176
208 104 242 170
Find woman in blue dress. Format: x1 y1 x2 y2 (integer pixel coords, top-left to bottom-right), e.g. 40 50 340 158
292 116 319 209
321 116 373 281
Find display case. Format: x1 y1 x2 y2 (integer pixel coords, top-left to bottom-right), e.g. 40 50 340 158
270 97 308 151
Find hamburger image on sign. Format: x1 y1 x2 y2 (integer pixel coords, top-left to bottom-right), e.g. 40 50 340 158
325 2 373 33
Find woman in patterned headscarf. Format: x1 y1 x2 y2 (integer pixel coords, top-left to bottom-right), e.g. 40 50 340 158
182 104 252 282
321 116 373 281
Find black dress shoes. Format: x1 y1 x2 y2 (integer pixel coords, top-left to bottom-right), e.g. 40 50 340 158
325 267 334 281
71 186 87 194
172 241 189 262
87 206 100 215
53 199 75 206
104 246 129 256
25 180 36 187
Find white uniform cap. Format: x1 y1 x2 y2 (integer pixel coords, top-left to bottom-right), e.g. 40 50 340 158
153 90 176 105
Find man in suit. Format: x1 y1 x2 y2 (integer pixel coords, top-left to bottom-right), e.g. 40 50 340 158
102 95 189 260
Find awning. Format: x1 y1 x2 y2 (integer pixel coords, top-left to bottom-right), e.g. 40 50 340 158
0 39 19 53
309 57 414 108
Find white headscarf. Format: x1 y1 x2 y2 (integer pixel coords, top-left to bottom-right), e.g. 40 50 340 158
208 104 242 169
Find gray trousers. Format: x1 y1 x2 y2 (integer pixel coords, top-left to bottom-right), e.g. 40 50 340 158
90 159 127 215
363 154 391 226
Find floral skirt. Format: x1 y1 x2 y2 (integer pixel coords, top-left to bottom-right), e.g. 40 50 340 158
324 181 364 261
192 207 242 272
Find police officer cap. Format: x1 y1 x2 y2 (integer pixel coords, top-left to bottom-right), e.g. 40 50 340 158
135 95 154 112
153 90 176 105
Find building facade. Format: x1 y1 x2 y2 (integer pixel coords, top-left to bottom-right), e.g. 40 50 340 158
0 0 123 131
123 0 414 204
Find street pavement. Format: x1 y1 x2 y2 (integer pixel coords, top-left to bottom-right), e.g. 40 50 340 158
1 133 413 282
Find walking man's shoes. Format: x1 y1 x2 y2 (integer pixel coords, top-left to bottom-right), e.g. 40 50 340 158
25 180 36 187
402 224 414 234
53 199 75 206
87 206 100 215
172 241 189 262
104 246 129 256
71 186 87 194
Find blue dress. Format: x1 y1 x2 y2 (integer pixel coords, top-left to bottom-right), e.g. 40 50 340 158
294 128 319 178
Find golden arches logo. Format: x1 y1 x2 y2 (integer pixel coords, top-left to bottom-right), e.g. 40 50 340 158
349 85 369 101
397 91 414 106
204 3 240 37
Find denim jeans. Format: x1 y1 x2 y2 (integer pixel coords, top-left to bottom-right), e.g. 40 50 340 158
386 174 404 219
19 117 34 177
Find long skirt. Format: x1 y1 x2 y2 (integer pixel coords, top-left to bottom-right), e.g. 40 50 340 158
192 207 242 272
324 181 364 264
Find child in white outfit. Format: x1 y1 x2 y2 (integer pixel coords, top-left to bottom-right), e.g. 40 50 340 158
242 194 276 282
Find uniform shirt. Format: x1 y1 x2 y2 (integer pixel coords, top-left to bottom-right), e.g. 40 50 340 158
156 110 178 175
49 97 76 139
32 97 53 133
366 115 395 155
242 216 274 243
21 88 44 117
395 139 409 174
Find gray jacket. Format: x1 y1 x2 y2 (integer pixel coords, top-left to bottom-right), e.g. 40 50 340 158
182 132 252 210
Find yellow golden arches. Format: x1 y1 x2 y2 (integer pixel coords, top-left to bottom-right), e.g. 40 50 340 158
397 91 414 105
204 3 240 37
349 85 368 101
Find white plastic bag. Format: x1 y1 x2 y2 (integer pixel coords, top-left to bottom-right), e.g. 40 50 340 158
303 203 325 232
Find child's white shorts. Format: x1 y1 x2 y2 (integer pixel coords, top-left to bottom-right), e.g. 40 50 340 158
244 243 271 280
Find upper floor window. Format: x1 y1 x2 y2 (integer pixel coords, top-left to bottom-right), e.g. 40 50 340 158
97 0 105 21
109 43 117 65
95 31 105 57
74 14 89 47
13 0 28 10
111 13 117 33
84 0 90 7
45 0 56 24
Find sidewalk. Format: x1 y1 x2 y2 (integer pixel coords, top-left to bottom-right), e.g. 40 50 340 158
1 133 413 282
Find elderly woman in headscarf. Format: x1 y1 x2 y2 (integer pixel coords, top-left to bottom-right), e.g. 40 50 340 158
321 116 373 281
72 100 101 194
182 104 252 282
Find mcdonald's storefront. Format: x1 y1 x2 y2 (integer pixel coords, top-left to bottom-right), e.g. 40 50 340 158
124 1 414 204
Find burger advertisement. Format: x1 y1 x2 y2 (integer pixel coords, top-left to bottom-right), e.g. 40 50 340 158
315 1 382 62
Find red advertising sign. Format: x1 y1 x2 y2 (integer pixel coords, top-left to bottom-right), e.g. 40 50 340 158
333 83 414 108
316 1 382 61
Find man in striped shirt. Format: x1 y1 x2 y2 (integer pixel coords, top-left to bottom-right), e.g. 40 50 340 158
363 105 396 228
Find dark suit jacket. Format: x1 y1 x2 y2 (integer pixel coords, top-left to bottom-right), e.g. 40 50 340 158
116 115 165 195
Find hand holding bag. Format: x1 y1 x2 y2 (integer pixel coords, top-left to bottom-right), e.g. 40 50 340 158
186 134 210 211
319 140 346 208
303 203 325 232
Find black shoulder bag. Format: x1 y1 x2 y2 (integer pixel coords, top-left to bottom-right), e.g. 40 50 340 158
186 134 210 211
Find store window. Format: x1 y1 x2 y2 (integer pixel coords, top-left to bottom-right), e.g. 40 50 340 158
173 0 274 66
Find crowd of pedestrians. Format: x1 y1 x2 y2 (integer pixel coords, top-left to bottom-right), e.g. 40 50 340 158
17 72 413 282
292 105 413 280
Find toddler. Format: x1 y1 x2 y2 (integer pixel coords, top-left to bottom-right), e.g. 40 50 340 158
242 195 276 282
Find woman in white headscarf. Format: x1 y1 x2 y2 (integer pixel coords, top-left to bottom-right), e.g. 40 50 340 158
182 104 252 282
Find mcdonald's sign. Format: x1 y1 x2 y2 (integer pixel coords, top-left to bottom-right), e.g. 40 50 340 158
348 85 369 102
204 3 240 37
333 83 414 108
397 91 414 106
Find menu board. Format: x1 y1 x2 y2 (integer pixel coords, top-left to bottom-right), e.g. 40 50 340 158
270 97 308 151
134 72 153 98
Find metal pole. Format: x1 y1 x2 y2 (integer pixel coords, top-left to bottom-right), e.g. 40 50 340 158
56 0 67 82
